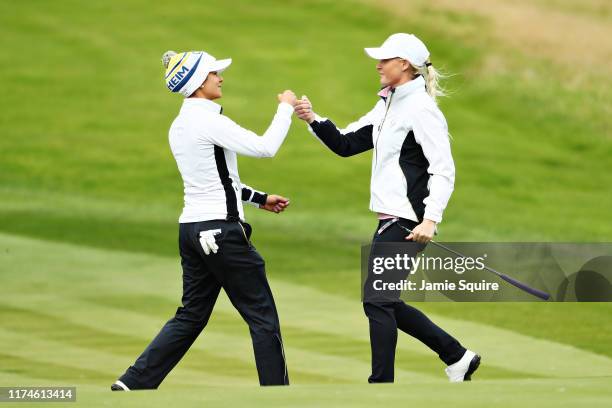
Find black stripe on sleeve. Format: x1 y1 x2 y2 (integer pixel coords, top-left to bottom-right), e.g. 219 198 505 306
241 187 268 206
241 187 252 201
251 191 268 206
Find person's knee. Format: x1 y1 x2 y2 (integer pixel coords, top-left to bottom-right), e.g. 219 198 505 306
363 301 396 316
239 300 280 334
364 302 399 331
248 319 280 338
173 306 210 329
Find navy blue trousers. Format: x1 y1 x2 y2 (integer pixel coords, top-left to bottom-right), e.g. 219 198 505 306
118 220 288 388
364 218 466 383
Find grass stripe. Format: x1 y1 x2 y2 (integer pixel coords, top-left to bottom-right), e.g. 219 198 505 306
2 233 611 381
0 328 252 387
0 305 345 385
82 293 531 380
0 352 110 383
0 297 431 383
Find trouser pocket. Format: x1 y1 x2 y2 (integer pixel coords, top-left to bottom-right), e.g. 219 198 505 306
238 222 253 247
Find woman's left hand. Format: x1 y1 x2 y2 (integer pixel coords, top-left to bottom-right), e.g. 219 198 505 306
260 195 290 213
406 219 436 243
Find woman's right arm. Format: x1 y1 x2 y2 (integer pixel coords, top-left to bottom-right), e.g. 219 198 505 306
295 96 379 157
201 91 296 158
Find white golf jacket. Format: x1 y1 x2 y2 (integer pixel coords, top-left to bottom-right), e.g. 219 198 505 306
308 75 455 223
168 98 293 223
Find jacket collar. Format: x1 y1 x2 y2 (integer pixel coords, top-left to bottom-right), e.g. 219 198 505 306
181 97 223 114
378 75 426 100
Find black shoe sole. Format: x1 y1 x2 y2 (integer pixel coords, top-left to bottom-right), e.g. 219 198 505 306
464 354 481 381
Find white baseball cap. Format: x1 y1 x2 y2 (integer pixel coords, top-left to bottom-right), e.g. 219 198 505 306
364 33 430 67
164 50 232 97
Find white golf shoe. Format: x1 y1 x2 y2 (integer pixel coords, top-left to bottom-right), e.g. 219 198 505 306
445 350 481 382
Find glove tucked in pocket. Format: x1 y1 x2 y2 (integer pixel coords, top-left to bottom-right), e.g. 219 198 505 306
199 229 222 255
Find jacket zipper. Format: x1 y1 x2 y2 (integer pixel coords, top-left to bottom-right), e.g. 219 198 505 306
374 91 394 169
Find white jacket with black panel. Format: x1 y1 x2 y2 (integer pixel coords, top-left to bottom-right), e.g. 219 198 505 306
307 75 455 224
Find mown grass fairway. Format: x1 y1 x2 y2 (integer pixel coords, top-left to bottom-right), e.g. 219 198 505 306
1 0 611 407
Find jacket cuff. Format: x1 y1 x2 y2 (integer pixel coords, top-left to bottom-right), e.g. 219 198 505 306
423 209 442 224
251 191 268 207
308 113 326 127
242 187 268 207
277 102 294 116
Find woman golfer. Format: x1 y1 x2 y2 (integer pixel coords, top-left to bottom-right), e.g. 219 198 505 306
112 50 296 390
294 34 481 383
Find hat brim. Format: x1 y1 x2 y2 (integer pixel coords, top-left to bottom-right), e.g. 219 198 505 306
210 58 232 73
364 47 399 60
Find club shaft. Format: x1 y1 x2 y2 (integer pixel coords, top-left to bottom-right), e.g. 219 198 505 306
398 224 550 300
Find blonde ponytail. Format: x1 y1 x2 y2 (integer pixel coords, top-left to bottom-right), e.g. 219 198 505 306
412 60 448 102
411 60 453 140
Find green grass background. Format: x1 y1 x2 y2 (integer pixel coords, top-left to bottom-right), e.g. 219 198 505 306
1 0 611 406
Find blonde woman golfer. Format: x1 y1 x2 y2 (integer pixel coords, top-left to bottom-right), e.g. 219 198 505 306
294 34 481 383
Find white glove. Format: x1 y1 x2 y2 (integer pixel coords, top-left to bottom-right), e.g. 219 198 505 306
199 229 222 255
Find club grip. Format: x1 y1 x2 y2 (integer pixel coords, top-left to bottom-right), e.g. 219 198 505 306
499 273 550 300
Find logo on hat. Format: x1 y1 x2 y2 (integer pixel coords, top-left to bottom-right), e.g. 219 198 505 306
163 50 232 97
165 52 203 93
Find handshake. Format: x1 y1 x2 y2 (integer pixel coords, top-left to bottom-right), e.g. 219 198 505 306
277 90 315 124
